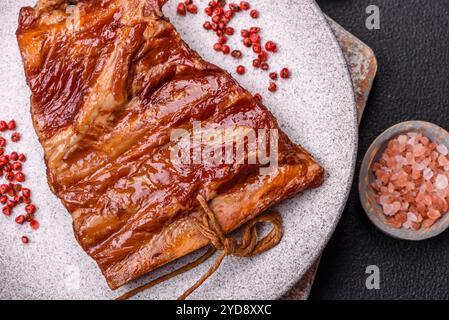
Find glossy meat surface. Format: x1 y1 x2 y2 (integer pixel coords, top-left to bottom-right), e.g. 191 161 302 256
17 0 324 289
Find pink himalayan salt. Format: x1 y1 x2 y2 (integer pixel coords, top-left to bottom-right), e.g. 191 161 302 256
407 211 418 222
372 132 449 230
438 155 449 166
403 220 412 229
423 168 433 180
428 209 442 221
437 144 449 155
435 174 449 190
397 135 407 145
413 144 427 157
422 219 435 228
383 201 401 216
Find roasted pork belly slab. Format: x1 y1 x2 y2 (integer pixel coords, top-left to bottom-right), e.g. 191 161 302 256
17 0 324 290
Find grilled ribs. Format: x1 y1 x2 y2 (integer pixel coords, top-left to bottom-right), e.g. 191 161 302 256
16 0 324 290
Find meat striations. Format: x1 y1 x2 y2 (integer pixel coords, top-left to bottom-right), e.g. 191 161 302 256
16 0 324 290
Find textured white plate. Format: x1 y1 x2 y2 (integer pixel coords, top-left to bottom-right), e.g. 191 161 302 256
0 0 357 299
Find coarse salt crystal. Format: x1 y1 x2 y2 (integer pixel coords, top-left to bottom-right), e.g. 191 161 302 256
437 144 448 156
395 155 406 166
401 202 410 210
413 162 425 171
379 195 390 205
420 136 430 145
397 135 408 145
428 209 442 221
423 167 434 180
407 212 418 222
421 158 431 167
434 174 449 190
416 214 423 223
387 182 395 193
419 184 427 193
413 143 427 157
383 202 401 216
402 221 412 229
438 155 449 166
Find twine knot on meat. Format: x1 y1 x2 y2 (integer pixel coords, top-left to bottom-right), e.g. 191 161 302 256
117 195 283 300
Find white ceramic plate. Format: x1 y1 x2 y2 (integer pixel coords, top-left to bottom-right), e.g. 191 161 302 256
0 0 357 299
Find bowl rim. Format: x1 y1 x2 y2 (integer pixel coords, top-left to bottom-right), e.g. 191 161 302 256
359 120 449 241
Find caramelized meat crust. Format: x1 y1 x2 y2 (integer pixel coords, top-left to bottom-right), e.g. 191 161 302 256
17 0 324 290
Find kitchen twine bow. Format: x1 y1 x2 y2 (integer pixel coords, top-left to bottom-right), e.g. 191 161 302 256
116 195 283 300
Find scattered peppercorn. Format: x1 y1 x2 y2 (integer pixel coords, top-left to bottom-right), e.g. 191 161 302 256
258 51 268 62
252 59 261 68
221 45 230 54
15 215 25 225
218 35 227 44
236 65 246 75
10 152 18 161
265 41 277 52
252 44 262 54
250 9 259 19
280 68 290 79
249 26 260 34
2 206 11 216
241 29 250 38
11 132 21 142
225 27 234 35
187 4 198 14
231 50 242 59
175 0 291 94
224 10 233 19
177 2 186 15
249 33 260 44
25 204 36 215
268 82 277 92
22 188 31 198
15 172 25 182
30 220 40 230
243 38 252 47
0 119 38 244
240 1 250 10
204 6 213 16
261 62 269 71
203 21 212 30
215 6 224 16
229 3 240 12
7 120 16 130
12 162 22 171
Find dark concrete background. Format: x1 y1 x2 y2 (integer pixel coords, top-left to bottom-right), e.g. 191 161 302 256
310 0 449 299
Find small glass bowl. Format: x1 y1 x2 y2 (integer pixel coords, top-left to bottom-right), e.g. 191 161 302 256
359 121 449 241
